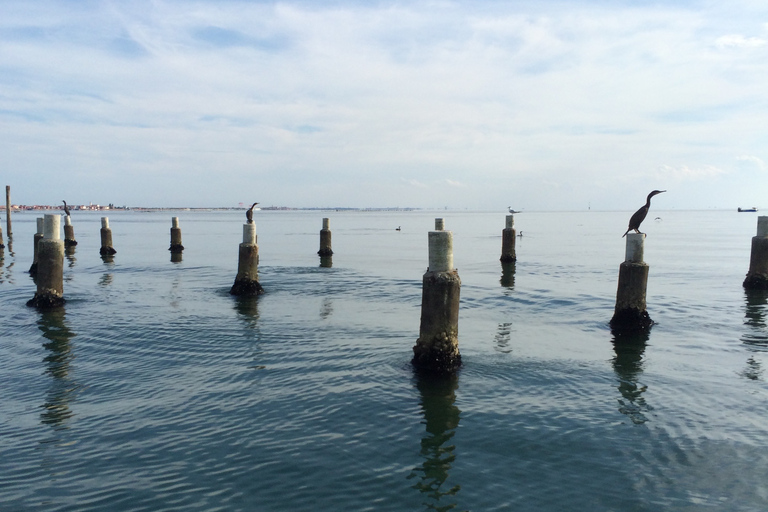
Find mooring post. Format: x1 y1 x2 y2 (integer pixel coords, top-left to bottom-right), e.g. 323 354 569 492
412 218 462 373
610 233 652 330
99 217 117 256
29 218 44 275
169 217 184 253
318 217 333 256
500 214 516 262
743 216 768 289
63 215 77 247
5 186 11 237
26 214 65 308
229 221 264 296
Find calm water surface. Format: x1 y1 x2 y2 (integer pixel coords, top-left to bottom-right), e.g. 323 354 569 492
1 209 767 511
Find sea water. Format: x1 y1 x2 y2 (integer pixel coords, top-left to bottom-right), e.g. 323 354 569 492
1 209 767 511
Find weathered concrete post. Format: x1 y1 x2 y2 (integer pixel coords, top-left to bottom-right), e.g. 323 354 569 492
500 214 516 262
99 217 117 256
29 218 44 275
169 217 184 253
318 217 333 256
5 185 11 237
743 217 768 289
230 221 264 296
610 233 652 330
412 218 462 373
63 215 77 247
27 214 65 308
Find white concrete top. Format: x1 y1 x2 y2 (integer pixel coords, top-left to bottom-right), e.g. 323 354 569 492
625 233 645 263
435 218 445 231
172 217 179 229
428 230 454 272
101 217 109 229
505 215 514 229
43 214 60 240
757 216 768 237
243 223 256 245
322 218 330 230
36 217 44 234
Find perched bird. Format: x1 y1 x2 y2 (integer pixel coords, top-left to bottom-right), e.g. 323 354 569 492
62 200 71 216
246 202 259 223
622 190 665 237
396 226 401 231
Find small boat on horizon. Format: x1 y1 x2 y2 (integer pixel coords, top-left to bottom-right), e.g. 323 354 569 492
738 207 758 212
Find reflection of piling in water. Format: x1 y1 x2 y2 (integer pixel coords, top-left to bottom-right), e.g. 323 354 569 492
5 185 11 237
500 261 516 288
743 217 768 290
412 219 461 374
611 329 650 424
29 218 44 276
64 215 77 247
610 233 653 330
99 217 117 256
27 214 65 308
38 308 77 427
169 217 184 253
230 222 264 296
318 217 333 257
0 217 4 248
500 214 516 262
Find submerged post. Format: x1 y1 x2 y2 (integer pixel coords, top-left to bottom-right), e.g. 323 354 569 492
5 186 11 237
29 218 44 275
230 221 264 296
500 214 516 262
64 215 77 247
610 233 652 330
99 217 117 256
27 214 65 308
318 217 333 256
743 217 768 289
169 217 184 253
412 218 462 374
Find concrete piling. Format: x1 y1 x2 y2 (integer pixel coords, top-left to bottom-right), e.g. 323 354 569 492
412 218 462 374
169 217 184 253
743 217 768 290
63 216 77 247
500 215 516 262
609 233 653 330
229 222 264 296
99 217 117 256
318 218 333 256
26 214 65 308
29 218 44 275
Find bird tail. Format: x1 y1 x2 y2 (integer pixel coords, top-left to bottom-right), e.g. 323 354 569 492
622 230 628 237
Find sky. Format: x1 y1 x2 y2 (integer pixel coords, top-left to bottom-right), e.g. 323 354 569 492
0 0 766 210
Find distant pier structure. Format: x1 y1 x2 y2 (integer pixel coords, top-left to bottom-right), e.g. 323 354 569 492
744 216 768 290
412 218 462 374
610 233 653 330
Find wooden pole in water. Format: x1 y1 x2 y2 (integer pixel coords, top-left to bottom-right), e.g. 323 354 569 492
412 218 462 374
500 214 516 262
318 217 333 256
29 218 44 275
743 216 768 290
230 221 264 296
27 214 65 308
0 214 4 249
610 233 653 330
5 186 11 236
64 215 77 247
99 217 117 256
169 217 184 253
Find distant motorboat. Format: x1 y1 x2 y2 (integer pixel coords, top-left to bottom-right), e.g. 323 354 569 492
738 207 758 212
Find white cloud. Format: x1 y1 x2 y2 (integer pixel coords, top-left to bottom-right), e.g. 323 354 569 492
445 179 465 187
737 155 766 170
656 164 728 181
715 35 767 48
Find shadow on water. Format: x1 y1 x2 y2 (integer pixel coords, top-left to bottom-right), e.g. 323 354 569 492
741 289 768 380
37 308 78 429
500 261 516 288
408 373 465 512
611 328 652 425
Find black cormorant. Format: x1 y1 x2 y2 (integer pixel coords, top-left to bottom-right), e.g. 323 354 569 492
62 200 71 216
246 202 259 223
622 190 665 237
